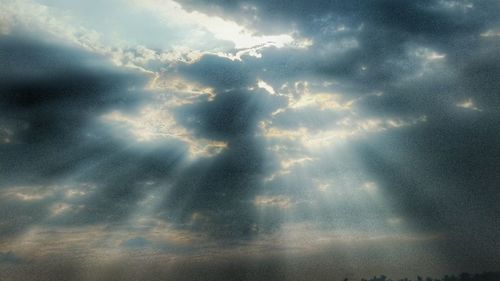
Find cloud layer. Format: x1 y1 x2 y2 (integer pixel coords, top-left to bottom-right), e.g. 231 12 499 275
1 0 500 279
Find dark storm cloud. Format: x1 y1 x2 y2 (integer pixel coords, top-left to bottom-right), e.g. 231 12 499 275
174 0 500 266
174 88 286 140
178 0 500 94
162 136 269 238
0 35 148 184
157 54 296 238
176 54 256 91
350 107 500 267
0 33 287 240
1 1 500 278
163 87 286 238
178 0 499 38
0 35 190 235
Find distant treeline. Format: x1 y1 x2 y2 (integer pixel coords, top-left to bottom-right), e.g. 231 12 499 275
357 271 500 281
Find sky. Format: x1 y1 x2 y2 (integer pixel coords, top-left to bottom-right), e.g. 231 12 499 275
0 0 499 280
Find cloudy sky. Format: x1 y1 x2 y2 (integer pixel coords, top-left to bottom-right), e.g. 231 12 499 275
1 0 499 280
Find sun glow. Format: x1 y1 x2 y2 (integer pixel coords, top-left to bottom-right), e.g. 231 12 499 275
101 107 227 158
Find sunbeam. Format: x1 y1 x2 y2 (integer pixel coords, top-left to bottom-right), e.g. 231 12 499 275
1 0 500 280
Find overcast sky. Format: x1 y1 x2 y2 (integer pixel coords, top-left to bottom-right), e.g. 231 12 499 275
1 0 500 280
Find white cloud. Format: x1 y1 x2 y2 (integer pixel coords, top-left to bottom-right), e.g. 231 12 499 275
101 106 227 158
1 186 54 201
254 195 293 209
133 0 295 49
456 98 482 111
259 115 427 149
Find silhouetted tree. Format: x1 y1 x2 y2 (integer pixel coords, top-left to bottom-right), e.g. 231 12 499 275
359 271 500 281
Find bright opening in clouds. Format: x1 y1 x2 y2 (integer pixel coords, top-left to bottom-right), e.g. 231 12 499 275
1 0 500 280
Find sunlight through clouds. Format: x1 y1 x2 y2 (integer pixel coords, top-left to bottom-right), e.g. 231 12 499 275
132 0 296 49
1 0 500 279
101 107 227 158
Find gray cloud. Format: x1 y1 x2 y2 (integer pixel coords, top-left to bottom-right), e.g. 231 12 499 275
169 0 500 267
0 35 189 235
0 251 24 265
1 0 500 279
